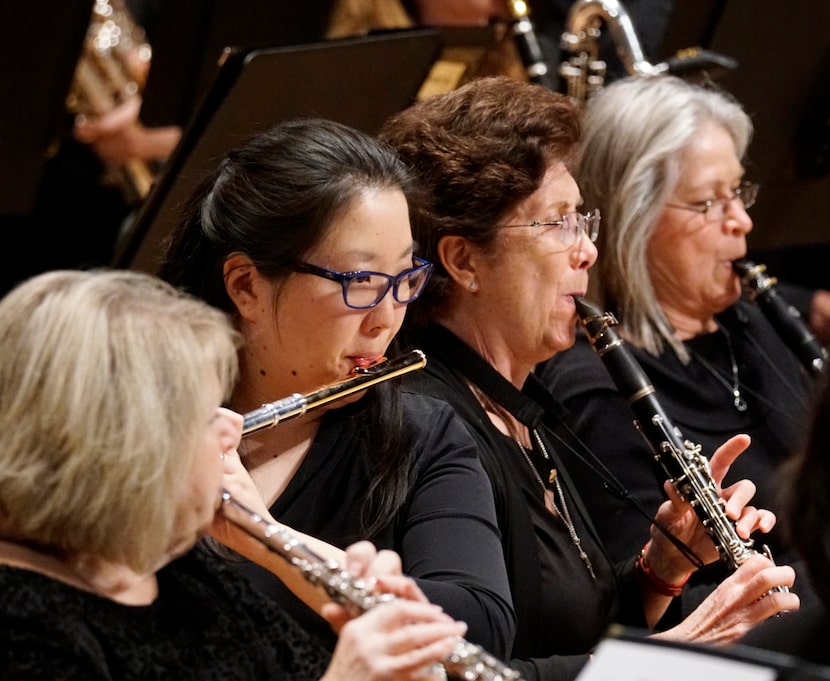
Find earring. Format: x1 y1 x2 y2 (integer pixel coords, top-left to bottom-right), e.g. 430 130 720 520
469 281 477 291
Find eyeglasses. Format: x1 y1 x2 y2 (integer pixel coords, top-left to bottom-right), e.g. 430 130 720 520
665 181 759 221
500 208 601 249
286 256 433 309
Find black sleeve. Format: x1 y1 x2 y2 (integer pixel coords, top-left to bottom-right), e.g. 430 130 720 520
400 393 517 659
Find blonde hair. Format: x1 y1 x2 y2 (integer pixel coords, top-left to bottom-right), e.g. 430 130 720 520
0 270 239 572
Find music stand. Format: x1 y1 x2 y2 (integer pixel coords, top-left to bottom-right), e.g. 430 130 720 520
578 628 830 681
114 28 443 273
0 0 92 215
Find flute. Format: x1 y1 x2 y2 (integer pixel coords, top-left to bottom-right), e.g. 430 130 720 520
242 350 427 436
574 297 788 591
219 492 525 681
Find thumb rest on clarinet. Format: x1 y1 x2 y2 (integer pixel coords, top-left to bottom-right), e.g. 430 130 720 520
574 297 789 593
227 348 523 680
733 258 827 378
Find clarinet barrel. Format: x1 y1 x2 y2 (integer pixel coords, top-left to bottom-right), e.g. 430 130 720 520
733 258 827 377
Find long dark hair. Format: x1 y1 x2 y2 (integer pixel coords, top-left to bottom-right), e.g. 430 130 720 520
160 118 420 535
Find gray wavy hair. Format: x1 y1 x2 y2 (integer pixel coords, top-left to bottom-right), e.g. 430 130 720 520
578 75 752 360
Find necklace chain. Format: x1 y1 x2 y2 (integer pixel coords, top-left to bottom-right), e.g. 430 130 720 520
693 323 747 412
472 386 597 581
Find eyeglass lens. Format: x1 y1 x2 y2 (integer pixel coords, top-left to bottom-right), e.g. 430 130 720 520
703 183 758 220
344 265 430 308
559 210 601 247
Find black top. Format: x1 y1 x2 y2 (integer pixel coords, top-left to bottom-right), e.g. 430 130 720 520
538 300 818 614
232 390 516 657
737 602 830 668
403 324 647 681
0 548 331 680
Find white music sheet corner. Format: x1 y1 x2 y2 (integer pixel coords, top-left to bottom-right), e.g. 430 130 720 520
577 638 777 681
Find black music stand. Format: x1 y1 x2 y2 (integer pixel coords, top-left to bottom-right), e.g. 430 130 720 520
0 0 92 215
114 28 444 273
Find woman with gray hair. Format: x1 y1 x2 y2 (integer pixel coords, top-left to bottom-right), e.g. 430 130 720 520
539 74 820 614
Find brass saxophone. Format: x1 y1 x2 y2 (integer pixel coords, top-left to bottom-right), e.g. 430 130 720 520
733 258 827 378
67 0 155 203
559 0 738 106
220 492 525 680
574 297 789 592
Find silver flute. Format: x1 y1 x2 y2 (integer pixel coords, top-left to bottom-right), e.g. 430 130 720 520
575 297 788 591
242 350 427 436
219 493 524 681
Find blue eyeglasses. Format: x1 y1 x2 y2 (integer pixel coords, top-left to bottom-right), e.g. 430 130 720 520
286 256 433 309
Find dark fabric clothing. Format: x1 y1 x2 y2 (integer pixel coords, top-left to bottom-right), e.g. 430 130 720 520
232 390 515 658
401 324 648 681
0 548 331 680
538 299 818 616
737 602 830 667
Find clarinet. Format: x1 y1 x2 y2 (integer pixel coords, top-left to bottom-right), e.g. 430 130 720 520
733 258 827 378
574 297 788 590
220 493 525 681
505 1 558 90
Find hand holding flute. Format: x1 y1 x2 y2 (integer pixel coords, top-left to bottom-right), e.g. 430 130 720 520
212 445 523 681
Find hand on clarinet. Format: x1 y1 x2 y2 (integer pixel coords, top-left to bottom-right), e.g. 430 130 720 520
649 434 776 576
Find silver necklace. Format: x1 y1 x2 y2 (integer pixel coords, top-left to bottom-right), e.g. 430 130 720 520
475 385 597 581
693 323 747 412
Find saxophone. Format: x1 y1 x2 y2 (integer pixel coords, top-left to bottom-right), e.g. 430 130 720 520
558 0 738 106
66 0 155 203
733 258 827 378
220 493 525 681
574 297 788 591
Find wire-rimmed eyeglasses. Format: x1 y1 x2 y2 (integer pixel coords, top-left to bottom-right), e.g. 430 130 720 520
665 181 759 222
286 256 433 309
500 208 601 249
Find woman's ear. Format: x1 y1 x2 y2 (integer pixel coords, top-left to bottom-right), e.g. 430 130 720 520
437 235 479 292
223 253 268 322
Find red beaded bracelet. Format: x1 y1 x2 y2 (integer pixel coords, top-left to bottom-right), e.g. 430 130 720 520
635 544 690 598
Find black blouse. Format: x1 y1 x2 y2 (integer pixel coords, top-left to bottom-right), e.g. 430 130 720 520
404 324 647 681
232 390 516 657
539 300 818 614
0 549 331 680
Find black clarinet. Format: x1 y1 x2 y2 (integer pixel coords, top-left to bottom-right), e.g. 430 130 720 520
505 0 558 90
574 297 787 589
733 258 827 377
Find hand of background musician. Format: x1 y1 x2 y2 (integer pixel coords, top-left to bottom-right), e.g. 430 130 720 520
649 434 777 579
808 288 830 345
73 94 181 163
